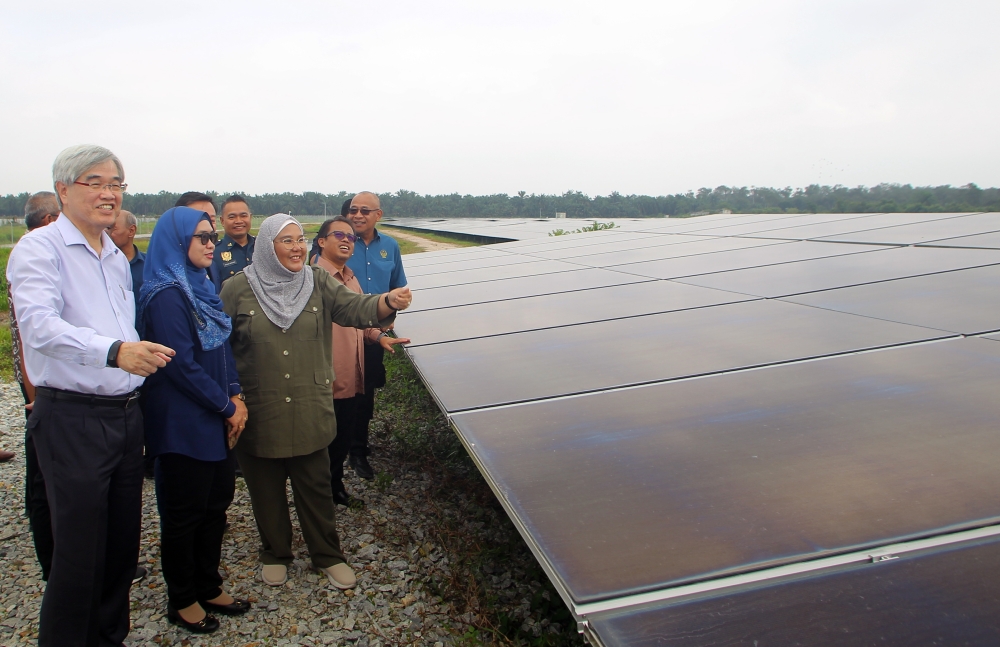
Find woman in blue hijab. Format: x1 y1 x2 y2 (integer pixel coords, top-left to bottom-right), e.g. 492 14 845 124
138 206 250 634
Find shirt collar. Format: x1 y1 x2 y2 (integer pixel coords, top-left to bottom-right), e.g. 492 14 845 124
315 255 354 282
222 234 254 249
55 213 116 259
131 246 146 263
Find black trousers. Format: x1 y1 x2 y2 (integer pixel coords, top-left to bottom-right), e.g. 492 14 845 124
154 452 235 609
22 382 54 581
351 344 386 458
329 395 363 491
30 391 144 647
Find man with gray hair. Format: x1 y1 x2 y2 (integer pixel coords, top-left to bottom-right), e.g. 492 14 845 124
8 144 175 647
107 209 145 300
23 191 60 230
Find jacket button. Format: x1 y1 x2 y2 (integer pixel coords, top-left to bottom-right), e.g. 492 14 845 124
283 350 289 356
284 374 290 379
249 310 255 315
325 379 330 384
313 306 318 311
285 397 292 403
282 329 287 333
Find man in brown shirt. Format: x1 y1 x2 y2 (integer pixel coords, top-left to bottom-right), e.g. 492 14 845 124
312 216 409 505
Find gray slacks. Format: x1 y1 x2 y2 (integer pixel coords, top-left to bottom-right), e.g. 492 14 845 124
235 446 346 568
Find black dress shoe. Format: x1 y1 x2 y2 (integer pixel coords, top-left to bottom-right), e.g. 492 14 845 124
167 606 220 634
349 455 374 480
333 489 362 507
132 565 148 584
201 597 251 616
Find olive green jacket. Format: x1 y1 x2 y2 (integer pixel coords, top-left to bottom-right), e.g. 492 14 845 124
221 268 394 458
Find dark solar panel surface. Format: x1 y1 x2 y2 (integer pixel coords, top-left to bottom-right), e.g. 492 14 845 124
921 230 1000 249
602 240 878 279
675 245 1000 298
409 299 950 411
407 268 650 312
400 281 757 346
393 212 1000 644
588 535 1000 647
782 265 1000 335
448 338 1000 601
816 212 1000 245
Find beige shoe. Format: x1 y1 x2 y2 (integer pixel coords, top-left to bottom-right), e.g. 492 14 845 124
321 562 356 590
261 564 287 586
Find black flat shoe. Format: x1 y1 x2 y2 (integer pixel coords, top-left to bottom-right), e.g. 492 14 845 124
201 597 251 616
167 606 220 634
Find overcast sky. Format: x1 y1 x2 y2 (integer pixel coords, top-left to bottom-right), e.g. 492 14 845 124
3 0 998 197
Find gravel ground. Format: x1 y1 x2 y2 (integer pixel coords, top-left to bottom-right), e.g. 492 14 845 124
0 369 583 647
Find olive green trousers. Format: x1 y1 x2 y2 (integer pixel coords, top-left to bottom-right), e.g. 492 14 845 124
235 446 346 568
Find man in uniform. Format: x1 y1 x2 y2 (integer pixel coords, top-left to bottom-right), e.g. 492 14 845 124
345 191 407 479
211 194 255 290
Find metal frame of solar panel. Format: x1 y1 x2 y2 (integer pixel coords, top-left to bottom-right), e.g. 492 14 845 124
391 212 1000 645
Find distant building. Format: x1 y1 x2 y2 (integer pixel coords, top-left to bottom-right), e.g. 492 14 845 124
555 212 567 219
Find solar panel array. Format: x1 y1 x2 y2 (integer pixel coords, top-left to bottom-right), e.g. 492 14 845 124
392 212 1000 646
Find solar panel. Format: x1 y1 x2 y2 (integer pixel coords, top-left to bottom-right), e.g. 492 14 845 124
816 212 1000 245
675 245 1000 298
586 533 1000 646
449 338 1000 602
406 258 585 290
399 280 758 346
403 253 546 278
545 236 782 267
782 264 1000 335
605 240 880 280
739 212 974 242
409 298 951 411
919 230 1000 249
407 267 650 312
391 214 1000 645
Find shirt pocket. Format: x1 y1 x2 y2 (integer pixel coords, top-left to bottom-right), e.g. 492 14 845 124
295 307 321 341
314 369 333 388
235 306 267 344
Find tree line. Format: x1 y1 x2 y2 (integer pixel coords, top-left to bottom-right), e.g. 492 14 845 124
1 183 997 219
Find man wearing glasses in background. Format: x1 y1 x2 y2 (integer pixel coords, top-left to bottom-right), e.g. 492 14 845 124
211 194 255 291
8 145 175 647
345 192 407 480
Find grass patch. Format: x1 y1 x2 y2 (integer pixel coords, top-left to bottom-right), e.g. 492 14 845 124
380 224 480 251
373 351 584 646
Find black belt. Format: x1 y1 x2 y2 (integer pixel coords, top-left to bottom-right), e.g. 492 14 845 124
35 386 141 408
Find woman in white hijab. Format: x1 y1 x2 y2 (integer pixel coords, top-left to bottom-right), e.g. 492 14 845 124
221 215 411 589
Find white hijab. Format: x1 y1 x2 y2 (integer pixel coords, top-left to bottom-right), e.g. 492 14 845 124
243 214 314 330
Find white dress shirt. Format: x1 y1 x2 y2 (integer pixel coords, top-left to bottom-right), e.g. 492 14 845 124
7 215 143 395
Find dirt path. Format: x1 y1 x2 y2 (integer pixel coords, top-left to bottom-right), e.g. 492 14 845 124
382 228 462 253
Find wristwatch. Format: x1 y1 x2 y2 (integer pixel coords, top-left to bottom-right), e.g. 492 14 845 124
236 393 246 401
106 340 124 368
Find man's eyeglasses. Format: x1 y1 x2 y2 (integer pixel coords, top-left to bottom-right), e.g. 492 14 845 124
276 236 307 249
348 206 379 216
74 181 127 194
191 232 220 245
323 231 357 243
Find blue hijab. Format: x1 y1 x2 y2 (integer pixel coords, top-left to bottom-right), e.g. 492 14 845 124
138 206 232 350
